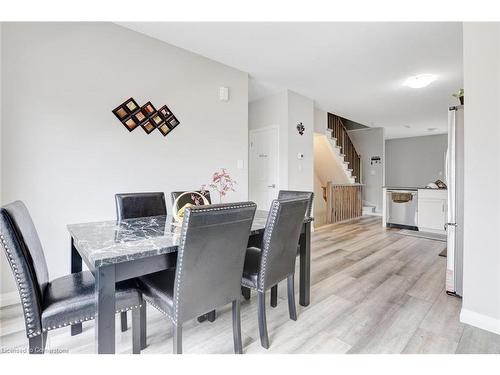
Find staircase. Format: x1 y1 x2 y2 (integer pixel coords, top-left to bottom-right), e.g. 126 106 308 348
314 113 364 225
322 129 356 184
327 113 361 183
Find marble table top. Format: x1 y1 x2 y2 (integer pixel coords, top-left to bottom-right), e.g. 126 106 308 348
68 210 313 268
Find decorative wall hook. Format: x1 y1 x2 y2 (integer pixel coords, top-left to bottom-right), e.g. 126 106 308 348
296 122 305 135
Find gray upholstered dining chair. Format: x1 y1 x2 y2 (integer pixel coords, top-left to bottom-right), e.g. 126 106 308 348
241 191 314 306
115 192 167 220
170 190 216 322
269 190 314 307
0 201 144 354
137 202 257 354
241 198 309 349
277 190 314 218
115 192 167 333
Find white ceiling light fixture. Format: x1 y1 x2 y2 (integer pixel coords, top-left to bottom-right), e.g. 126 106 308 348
403 74 437 89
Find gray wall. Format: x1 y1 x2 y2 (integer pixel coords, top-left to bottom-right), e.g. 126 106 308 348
385 134 447 187
348 127 385 212
1 23 249 302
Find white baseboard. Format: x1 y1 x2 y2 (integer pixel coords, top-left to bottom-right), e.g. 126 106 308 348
0 291 20 308
460 308 500 335
364 212 382 217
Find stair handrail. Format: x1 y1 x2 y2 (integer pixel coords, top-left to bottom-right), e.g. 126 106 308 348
327 113 362 183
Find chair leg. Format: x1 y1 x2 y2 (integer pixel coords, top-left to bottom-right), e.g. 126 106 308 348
208 310 216 322
140 303 147 350
29 332 47 354
132 307 141 354
71 323 82 336
270 285 278 308
241 286 251 300
232 300 243 354
173 324 182 354
257 291 270 349
197 313 208 322
287 274 297 321
121 311 128 332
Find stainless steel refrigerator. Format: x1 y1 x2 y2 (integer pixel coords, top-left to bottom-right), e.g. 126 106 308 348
446 105 464 297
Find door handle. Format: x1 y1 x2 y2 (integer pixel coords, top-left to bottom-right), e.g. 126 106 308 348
267 184 276 188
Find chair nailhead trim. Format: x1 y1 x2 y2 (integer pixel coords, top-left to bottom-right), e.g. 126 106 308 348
0 236 39 338
258 200 280 292
143 297 175 324
173 208 191 324
41 304 142 332
172 203 256 323
1 233 144 339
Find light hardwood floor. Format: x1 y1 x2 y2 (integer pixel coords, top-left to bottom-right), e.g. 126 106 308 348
1 216 500 354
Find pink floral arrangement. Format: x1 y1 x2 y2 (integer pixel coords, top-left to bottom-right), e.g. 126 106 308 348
201 168 237 203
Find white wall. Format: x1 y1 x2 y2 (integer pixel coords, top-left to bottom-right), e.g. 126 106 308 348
1 23 249 301
249 91 288 190
460 22 500 334
287 91 314 192
385 134 448 188
348 127 385 212
248 90 313 192
0 23 14 304
314 107 327 134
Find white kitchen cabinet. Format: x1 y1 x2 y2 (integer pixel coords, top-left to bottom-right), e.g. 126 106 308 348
417 189 447 234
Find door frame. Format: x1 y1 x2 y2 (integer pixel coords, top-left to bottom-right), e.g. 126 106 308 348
248 125 280 203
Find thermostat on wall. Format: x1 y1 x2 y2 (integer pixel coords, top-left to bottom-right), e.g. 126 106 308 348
297 153 304 160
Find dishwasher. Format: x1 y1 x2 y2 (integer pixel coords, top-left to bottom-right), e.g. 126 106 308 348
386 190 418 230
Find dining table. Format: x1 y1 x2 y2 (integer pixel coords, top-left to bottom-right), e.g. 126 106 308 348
67 210 312 354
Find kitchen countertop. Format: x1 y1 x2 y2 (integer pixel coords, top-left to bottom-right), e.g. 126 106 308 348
384 186 447 191
383 186 423 190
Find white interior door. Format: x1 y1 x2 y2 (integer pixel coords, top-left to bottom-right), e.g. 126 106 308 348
249 126 279 209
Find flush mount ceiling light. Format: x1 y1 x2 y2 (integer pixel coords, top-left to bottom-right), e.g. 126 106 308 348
403 74 437 89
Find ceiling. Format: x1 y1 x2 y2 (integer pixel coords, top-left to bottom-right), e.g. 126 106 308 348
118 22 463 139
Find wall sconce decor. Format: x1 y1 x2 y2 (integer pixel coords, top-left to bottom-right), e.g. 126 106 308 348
112 97 180 136
296 122 305 135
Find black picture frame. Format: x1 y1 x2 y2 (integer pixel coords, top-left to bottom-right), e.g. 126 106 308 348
158 123 171 136
112 104 129 121
141 120 156 134
166 115 180 129
113 98 180 136
141 101 157 117
158 105 173 119
150 112 164 127
132 109 148 125
123 98 140 113
122 116 139 132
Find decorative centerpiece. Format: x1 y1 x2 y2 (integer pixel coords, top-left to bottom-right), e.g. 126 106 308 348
172 168 237 223
202 168 237 204
172 191 210 222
